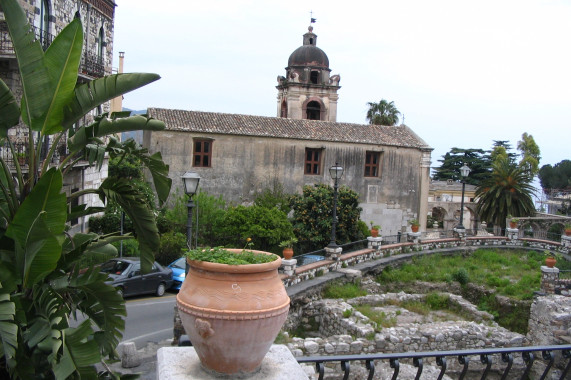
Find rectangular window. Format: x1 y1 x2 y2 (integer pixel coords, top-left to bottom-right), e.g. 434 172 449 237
193 139 212 167
364 151 381 177
305 148 322 175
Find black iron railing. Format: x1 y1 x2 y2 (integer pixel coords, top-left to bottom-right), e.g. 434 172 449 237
297 345 571 380
80 51 105 78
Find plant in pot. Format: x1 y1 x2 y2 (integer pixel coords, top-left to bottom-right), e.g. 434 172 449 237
176 241 291 376
564 223 571 236
409 218 420 233
509 216 519 229
370 221 381 237
544 250 557 268
279 237 298 260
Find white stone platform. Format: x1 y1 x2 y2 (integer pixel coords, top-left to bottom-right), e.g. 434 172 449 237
157 344 309 379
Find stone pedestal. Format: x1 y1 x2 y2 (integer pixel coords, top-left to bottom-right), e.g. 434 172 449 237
540 266 559 294
280 258 297 276
156 344 309 379
453 227 466 239
506 228 519 240
561 235 571 248
367 236 383 250
407 231 421 243
325 246 342 260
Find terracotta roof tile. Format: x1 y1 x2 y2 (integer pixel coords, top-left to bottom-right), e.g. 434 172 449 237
147 108 432 150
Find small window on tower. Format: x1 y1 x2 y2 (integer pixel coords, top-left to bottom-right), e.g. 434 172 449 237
310 71 319 84
304 148 322 175
364 151 381 177
193 139 212 167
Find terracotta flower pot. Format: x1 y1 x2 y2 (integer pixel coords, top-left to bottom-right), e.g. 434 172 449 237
370 228 379 238
176 249 290 375
545 256 556 268
565 228 571 237
411 225 420 233
282 247 294 260
509 222 517 229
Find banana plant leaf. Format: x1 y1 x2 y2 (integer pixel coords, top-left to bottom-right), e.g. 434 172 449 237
0 79 20 137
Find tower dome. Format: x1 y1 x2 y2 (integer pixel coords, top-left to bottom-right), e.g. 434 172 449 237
287 26 329 68
276 25 341 122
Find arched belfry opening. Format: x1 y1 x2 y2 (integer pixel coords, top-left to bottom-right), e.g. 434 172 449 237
276 25 341 122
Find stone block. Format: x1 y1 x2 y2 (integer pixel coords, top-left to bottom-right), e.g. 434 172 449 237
157 345 308 379
120 341 141 368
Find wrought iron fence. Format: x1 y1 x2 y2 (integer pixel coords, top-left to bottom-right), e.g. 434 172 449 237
297 344 571 380
80 51 105 78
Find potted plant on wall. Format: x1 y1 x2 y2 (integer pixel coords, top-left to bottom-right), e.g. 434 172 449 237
409 218 420 233
564 223 571 236
370 221 380 237
176 241 291 376
279 237 298 260
509 216 519 229
544 250 557 268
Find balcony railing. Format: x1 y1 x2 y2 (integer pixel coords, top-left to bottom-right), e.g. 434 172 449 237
1 21 105 78
297 344 571 380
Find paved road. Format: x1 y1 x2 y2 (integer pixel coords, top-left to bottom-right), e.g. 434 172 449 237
121 292 177 349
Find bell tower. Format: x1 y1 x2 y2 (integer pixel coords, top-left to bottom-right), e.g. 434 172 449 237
276 26 341 122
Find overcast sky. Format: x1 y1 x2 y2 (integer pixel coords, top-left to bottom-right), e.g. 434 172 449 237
112 0 570 185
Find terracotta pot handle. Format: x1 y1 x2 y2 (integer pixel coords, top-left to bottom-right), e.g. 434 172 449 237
195 318 215 339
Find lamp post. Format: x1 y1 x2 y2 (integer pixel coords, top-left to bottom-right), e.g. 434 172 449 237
457 164 471 230
181 171 201 252
328 163 344 248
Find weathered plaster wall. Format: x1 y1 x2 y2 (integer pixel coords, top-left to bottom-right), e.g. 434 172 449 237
145 129 427 234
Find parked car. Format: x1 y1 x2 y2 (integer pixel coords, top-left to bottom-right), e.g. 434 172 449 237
168 257 186 290
100 257 173 297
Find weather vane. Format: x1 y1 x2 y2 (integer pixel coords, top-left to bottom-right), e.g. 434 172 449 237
310 10 316 24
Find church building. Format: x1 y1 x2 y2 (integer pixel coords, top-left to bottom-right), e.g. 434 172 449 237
143 26 432 236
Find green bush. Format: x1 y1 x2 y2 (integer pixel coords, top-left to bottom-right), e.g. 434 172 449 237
89 212 134 235
425 292 450 310
220 205 294 253
290 184 363 252
253 181 292 214
452 268 470 285
112 239 140 257
156 231 187 265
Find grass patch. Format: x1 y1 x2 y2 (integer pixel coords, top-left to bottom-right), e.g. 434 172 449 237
376 249 544 300
323 280 367 299
354 305 397 330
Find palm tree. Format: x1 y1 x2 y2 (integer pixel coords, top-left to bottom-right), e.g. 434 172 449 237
475 158 536 230
366 99 401 126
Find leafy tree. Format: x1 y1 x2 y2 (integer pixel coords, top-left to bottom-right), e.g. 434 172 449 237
290 184 363 252
475 158 536 230
538 160 571 192
492 140 518 164
0 0 171 377
432 148 491 186
517 132 541 177
220 205 294 253
253 181 291 214
366 99 401 126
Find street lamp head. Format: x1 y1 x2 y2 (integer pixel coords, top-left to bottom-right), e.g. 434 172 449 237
181 171 201 195
460 164 471 178
329 163 344 181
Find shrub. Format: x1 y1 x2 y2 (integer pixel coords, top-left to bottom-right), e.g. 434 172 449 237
452 268 470 285
221 205 294 253
425 292 450 310
112 239 140 257
156 231 187 265
290 184 363 252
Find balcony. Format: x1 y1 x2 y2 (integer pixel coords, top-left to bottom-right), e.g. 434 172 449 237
0 21 105 78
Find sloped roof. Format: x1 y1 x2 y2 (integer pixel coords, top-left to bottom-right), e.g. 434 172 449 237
147 108 432 150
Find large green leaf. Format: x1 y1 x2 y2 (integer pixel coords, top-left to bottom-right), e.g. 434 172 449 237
107 138 171 206
36 18 83 135
0 79 20 137
67 114 165 155
0 284 17 366
62 73 161 130
5 168 66 287
0 0 51 127
98 178 159 273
